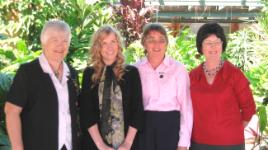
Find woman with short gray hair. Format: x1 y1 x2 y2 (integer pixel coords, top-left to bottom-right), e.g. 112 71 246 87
5 19 80 150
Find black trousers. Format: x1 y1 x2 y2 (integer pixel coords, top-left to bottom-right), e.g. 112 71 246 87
61 145 67 150
139 111 180 150
190 141 245 150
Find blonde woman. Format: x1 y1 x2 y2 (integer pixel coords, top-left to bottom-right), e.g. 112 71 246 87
79 25 144 150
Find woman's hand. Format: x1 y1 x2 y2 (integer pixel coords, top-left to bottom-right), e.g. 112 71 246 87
177 146 188 150
117 126 136 150
88 124 115 150
98 143 114 150
243 120 249 128
118 141 132 150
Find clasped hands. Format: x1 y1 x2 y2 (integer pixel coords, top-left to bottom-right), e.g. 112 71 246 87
99 141 132 150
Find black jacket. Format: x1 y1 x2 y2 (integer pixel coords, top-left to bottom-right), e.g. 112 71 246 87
79 65 144 150
7 59 80 150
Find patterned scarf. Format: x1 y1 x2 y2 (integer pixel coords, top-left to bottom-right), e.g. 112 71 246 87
98 65 124 149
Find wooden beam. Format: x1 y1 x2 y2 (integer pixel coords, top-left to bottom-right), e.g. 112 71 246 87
151 17 258 23
155 11 261 18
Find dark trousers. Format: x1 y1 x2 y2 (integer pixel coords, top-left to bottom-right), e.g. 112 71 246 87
190 141 245 150
61 145 67 150
139 111 180 150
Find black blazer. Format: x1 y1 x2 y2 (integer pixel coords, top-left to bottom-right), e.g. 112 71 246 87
7 59 80 150
79 65 144 150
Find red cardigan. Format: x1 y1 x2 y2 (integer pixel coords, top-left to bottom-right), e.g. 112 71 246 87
190 61 256 145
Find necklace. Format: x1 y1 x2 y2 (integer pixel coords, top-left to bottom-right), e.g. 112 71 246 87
203 60 224 77
53 62 62 80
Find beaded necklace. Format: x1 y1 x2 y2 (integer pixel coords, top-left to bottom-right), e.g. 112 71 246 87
203 60 224 77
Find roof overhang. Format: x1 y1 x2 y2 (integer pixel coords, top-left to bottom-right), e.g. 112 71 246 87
144 0 263 23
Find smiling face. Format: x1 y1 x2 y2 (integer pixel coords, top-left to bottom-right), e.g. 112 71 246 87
42 28 70 63
100 33 119 65
202 34 223 61
143 30 167 61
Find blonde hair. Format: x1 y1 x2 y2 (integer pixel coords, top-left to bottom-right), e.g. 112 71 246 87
88 25 125 84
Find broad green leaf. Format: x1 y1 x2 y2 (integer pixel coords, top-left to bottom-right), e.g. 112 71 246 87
16 40 28 55
258 105 268 133
0 126 10 147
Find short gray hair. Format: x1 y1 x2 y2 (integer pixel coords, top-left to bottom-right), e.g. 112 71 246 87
40 19 71 44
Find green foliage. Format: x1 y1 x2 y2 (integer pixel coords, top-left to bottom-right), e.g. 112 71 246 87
0 73 13 149
0 39 41 74
0 126 11 150
65 0 118 69
245 64 268 98
0 0 118 72
259 0 268 34
124 40 144 64
255 101 268 149
226 26 268 72
254 0 268 108
167 27 202 70
226 25 268 99
124 27 201 69
0 74 13 108
226 25 268 144
258 105 267 133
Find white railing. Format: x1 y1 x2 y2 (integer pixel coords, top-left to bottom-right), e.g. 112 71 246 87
144 0 262 6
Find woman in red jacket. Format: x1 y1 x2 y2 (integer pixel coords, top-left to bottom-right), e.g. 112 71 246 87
190 22 256 150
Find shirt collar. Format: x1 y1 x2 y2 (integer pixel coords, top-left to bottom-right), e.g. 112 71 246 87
162 55 171 66
38 53 70 77
137 57 148 65
138 55 171 67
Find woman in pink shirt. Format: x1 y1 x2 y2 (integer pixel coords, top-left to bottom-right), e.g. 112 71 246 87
135 23 193 150
190 22 256 150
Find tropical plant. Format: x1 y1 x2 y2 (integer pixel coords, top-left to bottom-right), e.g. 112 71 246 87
124 26 199 68
113 0 153 47
259 0 268 34
0 73 13 150
0 39 41 74
124 40 145 64
227 24 268 149
227 24 268 98
167 27 202 70
0 0 118 72
258 101 268 148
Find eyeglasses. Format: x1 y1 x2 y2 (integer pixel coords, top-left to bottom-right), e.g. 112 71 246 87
203 41 223 47
145 38 166 44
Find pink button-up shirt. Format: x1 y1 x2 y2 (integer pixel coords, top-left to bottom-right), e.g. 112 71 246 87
135 56 193 147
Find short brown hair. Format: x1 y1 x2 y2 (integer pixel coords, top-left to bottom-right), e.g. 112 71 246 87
196 22 227 54
141 23 168 46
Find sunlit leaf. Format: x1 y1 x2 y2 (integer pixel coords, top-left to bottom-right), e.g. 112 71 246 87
258 105 268 133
